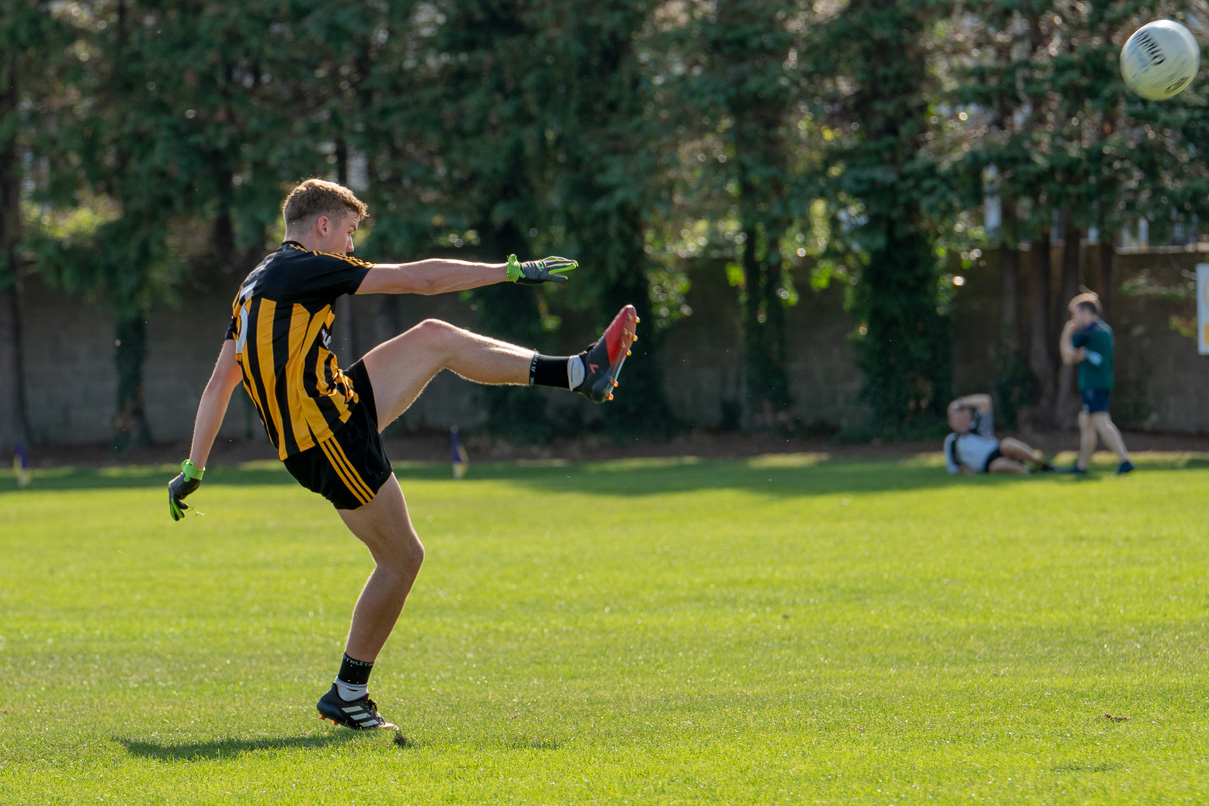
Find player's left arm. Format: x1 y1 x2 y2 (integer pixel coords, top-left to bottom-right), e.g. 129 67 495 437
355 255 577 296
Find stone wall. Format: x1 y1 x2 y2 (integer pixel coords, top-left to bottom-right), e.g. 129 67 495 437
2 244 1204 451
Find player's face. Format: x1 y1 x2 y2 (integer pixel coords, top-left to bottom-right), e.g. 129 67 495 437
318 211 360 254
948 408 971 434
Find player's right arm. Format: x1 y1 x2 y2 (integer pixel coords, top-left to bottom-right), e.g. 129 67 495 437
1059 319 1083 365
169 340 243 520
956 393 992 413
187 339 243 469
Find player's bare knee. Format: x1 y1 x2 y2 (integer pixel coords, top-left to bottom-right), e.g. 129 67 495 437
414 318 460 344
387 531 424 575
407 536 425 570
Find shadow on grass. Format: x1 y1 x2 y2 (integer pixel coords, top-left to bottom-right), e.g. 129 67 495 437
3 452 1205 499
116 732 359 761
503 735 562 750
0 462 295 494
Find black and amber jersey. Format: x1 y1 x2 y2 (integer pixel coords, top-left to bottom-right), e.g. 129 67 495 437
225 241 373 460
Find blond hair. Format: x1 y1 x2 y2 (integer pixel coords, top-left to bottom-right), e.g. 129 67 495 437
282 179 368 230
1068 291 1102 315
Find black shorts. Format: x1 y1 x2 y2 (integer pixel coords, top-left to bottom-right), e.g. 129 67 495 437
282 361 393 510
981 447 1003 473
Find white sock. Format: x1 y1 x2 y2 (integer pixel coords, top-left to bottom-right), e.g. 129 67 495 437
568 356 585 389
334 679 368 701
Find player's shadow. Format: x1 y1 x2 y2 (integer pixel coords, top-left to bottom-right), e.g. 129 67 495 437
116 732 358 762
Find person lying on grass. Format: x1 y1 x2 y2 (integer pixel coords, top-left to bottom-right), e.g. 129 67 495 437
944 394 1053 475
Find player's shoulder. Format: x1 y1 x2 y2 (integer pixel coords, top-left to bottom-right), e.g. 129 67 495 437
292 243 374 270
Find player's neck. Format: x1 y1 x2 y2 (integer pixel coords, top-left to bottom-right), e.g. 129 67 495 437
284 231 317 251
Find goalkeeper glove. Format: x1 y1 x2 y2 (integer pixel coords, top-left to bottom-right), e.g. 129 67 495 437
505 254 578 285
168 459 204 521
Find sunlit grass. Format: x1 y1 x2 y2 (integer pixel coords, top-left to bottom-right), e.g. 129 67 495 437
1 452 1207 804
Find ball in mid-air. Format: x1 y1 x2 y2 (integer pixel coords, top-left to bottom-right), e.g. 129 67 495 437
1120 19 1200 100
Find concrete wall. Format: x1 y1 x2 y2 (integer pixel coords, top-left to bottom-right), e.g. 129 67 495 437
2 245 1204 451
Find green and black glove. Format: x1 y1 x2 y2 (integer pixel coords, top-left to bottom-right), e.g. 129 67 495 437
168 459 204 521
505 254 578 285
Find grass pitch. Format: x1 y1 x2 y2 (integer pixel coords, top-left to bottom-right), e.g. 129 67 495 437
2 450 1208 804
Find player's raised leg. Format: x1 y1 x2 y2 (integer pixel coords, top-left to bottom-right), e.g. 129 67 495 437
362 319 533 428
999 438 1039 465
362 307 640 428
986 456 1029 474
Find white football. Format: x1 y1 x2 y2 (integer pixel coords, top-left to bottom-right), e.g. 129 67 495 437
1121 19 1200 100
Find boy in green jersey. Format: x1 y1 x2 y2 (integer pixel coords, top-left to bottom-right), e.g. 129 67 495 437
1059 292 1135 475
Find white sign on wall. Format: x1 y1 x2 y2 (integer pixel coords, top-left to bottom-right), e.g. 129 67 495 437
1199 264 1209 355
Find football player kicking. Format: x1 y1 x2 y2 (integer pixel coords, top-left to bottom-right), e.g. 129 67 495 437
168 179 637 730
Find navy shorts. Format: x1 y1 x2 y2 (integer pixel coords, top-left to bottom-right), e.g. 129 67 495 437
282 361 394 510
1081 388 1111 414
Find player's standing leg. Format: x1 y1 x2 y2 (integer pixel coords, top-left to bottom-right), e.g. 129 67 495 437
1091 412 1134 473
1073 410 1097 473
316 478 420 730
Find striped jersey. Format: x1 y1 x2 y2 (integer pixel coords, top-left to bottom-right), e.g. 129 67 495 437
225 241 373 460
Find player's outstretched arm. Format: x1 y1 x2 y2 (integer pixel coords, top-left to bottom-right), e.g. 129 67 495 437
356 255 577 296
170 340 243 520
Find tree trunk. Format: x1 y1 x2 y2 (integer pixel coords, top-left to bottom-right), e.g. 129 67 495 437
995 216 1030 431
1053 215 1083 428
3 274 31 444
1097 233 1116 320
1057 214 1084 322
1001 246 1020 352
740 214 767 430
1 41 31 446
1026 228 1056 426
111 312 154 451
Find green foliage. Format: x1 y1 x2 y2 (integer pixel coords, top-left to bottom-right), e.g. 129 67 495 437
17 0 1209 448
541 0 677 438
945 1 1209 420
807 0 955 432
648 0 806 431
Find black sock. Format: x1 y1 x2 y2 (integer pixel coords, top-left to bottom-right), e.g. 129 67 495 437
530 354 583 389
335 653 373 701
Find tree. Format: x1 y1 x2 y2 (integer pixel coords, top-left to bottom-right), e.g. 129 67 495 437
23 0 374 450
540 0 676 438
949 0 1209 428
396 0 558 440
684 0 801 431
1 3 86 448
809 0 954 434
